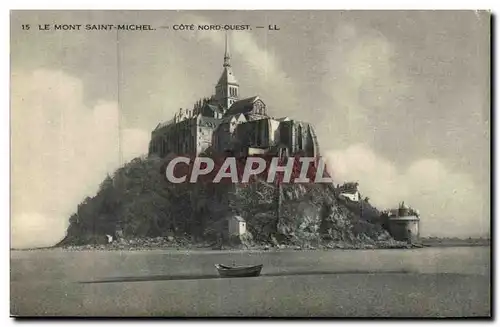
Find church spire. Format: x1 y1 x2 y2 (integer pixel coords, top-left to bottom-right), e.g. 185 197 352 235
223 32 231 67
215 32 239 110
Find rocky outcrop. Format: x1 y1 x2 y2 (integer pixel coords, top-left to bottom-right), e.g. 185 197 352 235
58 154 401 249
228 181 396 249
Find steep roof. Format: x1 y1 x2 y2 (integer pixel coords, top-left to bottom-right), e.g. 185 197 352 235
337 182 359 194
209 104 223 113
203 103 223 114
222 112 247 124
217 66 238 86
228 215 245 223
223 96 260 117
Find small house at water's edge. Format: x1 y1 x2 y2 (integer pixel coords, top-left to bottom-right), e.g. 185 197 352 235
227 215 247 238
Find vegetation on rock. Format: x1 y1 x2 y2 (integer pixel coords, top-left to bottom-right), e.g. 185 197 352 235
58 154 398 249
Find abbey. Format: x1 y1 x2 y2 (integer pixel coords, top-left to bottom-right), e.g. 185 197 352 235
148 36 319 159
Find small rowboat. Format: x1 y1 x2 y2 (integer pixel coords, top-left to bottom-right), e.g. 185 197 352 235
215 264 263 278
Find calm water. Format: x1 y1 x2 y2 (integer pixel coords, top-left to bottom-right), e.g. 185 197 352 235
11 246 490 317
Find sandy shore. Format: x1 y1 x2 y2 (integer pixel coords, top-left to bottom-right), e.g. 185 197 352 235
11 246 490 317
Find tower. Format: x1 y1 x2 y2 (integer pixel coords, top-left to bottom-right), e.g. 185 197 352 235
215 33 239 111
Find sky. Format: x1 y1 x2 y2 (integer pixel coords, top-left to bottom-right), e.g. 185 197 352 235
10 10 490 248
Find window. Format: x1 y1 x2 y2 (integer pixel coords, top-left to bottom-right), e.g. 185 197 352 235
297 125 303 149
254 101 265 116
254 104 261 115
229 87 237 97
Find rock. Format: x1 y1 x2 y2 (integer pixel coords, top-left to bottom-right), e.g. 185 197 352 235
60 156 395 250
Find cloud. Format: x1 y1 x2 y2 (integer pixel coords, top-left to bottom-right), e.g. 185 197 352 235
11 69 149 248
8 17 305 249
318 24 410 148
228 31 298 113
180 13 298 115
325 144 489 237
319 24 489 237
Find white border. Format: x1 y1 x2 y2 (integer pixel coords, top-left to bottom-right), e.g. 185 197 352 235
2 1 496 326
2 0 498 10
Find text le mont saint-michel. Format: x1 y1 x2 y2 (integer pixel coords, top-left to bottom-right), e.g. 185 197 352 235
21 23 280 31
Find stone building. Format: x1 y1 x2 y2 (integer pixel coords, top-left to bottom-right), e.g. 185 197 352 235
149 112 219 157
387 216 420 243
148 35 320 159
381 202 421 243
337 182 361 202
213 95 320 158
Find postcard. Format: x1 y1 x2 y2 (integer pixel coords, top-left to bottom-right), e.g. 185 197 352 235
10 10 491 317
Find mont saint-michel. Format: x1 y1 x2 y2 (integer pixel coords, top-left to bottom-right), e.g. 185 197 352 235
54 35 422 250
44 24 156 31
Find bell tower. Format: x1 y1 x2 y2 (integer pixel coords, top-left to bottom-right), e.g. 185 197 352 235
215 33 239 111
